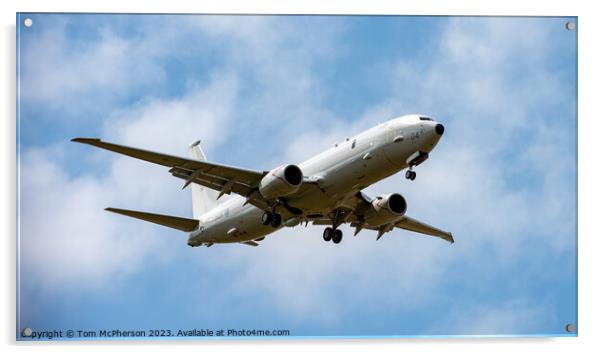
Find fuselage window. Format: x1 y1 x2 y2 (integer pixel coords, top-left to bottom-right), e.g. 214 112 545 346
352 139 356 149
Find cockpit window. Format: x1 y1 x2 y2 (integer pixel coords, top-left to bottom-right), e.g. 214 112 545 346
419 116 433 121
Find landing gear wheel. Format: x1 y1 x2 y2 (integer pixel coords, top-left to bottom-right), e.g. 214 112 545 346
270 213 282 228
332 229 343 244
323 227 333 241
261 211 273 225
405 170 416 181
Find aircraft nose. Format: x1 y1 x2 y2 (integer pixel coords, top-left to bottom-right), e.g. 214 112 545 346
435 123 445 135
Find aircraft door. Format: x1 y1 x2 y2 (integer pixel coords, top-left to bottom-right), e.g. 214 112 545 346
383 123 406 166
350 137 373 183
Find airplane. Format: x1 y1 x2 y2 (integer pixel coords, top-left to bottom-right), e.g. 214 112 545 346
72 114 454 247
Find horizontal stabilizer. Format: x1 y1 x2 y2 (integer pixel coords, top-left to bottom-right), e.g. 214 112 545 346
105 207 199 232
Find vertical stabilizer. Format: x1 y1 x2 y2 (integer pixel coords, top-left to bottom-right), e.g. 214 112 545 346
189 140 219 220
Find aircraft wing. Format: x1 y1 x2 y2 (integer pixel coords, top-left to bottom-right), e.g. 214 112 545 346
72 138 269 207
342 215 454 243
394 216 454 243
313 191 454 244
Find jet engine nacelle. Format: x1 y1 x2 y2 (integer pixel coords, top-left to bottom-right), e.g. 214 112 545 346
259 164 303 199
364 193 407 226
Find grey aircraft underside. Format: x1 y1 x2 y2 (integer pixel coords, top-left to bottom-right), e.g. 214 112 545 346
72 114 454 247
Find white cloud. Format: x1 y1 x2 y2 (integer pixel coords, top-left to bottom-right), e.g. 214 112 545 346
21 19 167 115
19 148 169 292
186 16 345 140
104 74 239 155
430 299 552 335
183 224 452 329
18 75 238 293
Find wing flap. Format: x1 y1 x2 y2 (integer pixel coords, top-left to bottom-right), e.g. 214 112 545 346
105 207 199 232
170 166 255 197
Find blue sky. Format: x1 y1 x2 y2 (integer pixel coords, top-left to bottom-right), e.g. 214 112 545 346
17 14 577 338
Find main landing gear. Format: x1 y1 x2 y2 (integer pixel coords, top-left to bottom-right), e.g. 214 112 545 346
261 211 282 228
405 169 417 181
323 227 343 244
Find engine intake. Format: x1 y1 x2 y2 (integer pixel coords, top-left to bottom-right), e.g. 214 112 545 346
364 193 407 227
283 164 303 185
259 164 303 199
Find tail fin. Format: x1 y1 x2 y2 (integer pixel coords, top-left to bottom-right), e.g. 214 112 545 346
189 140 220 220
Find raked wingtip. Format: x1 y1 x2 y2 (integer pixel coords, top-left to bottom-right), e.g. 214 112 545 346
71 137 101 144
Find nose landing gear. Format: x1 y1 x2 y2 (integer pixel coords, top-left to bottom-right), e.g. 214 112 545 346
405 151 428 181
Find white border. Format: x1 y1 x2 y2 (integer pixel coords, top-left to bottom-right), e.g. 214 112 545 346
3 1 600 353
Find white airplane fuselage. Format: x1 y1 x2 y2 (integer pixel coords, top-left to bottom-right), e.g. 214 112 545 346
188 114 444 246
